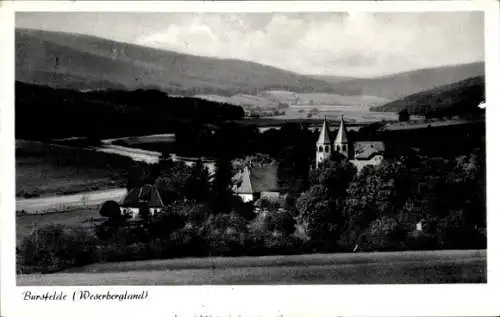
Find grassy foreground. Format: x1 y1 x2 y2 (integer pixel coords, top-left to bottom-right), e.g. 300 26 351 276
17 250 485 285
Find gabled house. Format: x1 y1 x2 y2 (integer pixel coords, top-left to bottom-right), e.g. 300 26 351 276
120 184 164 220
234 164 280 203
350 141 386 171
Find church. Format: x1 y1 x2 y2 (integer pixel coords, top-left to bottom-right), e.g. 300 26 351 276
316 115 385 171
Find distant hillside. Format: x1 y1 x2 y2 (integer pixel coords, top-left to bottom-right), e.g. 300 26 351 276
261 90 387 107
370 76 485 118
16 28 340 96
196 90 388 109
16 28 483 102
15 81 243 140
333 62 484 101
307 75 358 84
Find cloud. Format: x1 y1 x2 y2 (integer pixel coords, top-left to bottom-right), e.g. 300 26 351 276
135 12 483 77
18 12 484 77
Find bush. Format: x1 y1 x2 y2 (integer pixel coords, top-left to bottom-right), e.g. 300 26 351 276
99 200 121 219
405 231 438 250
399 109 410 122
95 243 128 262
18 224 97 273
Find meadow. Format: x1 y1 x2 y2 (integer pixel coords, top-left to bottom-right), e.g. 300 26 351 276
16 140 131 198
18 250 486 285
272 105 399 122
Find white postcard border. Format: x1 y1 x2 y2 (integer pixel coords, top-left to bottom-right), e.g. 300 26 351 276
1 1 499 317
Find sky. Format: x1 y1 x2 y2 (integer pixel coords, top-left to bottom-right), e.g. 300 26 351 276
16 12 484 77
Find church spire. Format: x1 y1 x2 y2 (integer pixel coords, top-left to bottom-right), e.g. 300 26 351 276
335 115 348 144
317 116 331 144
316 116 332 168
334 114 349 158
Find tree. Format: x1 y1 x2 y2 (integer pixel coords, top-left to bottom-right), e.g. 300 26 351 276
156 162 192 203
398 109 410 122
126 163 148 191
342 159 411 249
295 157 357 250
184 159 211 202
211 156 234 214
309 158 357 199
99 200 122 219
233 154 275 174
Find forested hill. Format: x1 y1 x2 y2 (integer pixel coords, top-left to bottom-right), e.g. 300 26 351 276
369 76 485 118
16 28 340 96
331 62 484 101
15 81 244 140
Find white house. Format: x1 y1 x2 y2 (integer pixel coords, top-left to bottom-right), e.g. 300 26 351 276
120 184 164 220
234 164 280 203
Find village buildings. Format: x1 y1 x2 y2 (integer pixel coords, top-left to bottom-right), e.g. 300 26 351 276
316 115 386 171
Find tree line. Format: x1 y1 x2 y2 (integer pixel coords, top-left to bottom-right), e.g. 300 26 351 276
15 81 244 140
18 136 486 273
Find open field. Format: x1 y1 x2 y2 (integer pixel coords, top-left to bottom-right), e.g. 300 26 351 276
16 157 122 198
16 140 130 198
16 206 105 245
17 250 485 285
195 91 388 110
16 187 127 214
383 118 483 131
273 106 398 122
102 134 176 145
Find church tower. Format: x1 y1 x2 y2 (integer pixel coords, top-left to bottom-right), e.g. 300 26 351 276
334 114 349 158
316 117 332 168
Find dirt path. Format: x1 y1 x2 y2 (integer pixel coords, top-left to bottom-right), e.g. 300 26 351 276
16 188 127 214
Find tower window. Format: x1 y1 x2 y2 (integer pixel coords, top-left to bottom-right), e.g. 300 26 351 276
342 145 347 152
336 145 340 151
325 145 329 153
318 146 323 152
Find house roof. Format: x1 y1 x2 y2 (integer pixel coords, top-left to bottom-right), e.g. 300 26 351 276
317 117 331 144
353 141 385 160
235 164 279 194
334 115 348 144
121 184 164 208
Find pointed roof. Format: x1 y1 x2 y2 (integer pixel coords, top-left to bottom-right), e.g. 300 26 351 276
335 115 348 144
235 166 253 194
121 184 164 208
235 164 279 194
317 117 331 144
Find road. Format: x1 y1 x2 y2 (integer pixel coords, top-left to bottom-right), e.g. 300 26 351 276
17 250 486 285
16 188 127 214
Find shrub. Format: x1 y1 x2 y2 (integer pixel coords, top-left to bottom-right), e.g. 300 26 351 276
95 243 128 263
405 231 438 250
268 210 296 235
199 212 247 256
99 200 121 219
18 224 97 273
398 109 410 122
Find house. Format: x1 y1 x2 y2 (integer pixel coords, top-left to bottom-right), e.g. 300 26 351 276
350 141 385 171
120 184 164 220
234 164 280 203
315 115 386 171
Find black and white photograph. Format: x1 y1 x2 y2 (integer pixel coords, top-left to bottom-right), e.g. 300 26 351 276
11 8 489 286
2 2 500 315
